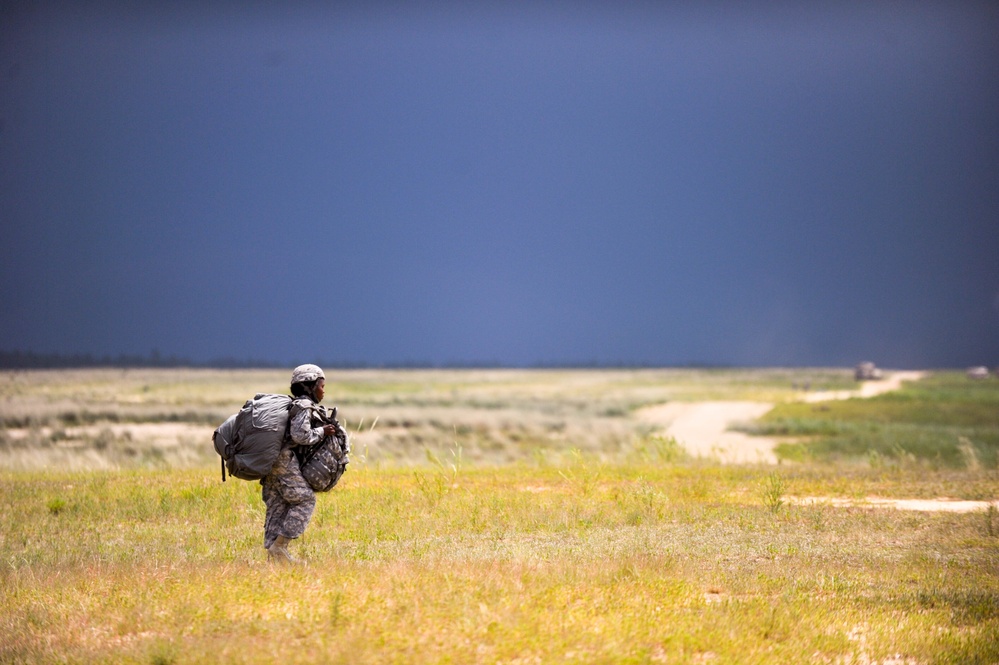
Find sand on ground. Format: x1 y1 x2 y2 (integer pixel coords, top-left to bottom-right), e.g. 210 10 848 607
789 496 998 513
636 401 779 464
800 371 926 402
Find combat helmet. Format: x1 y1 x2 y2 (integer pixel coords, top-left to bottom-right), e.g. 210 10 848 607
291 364 325 385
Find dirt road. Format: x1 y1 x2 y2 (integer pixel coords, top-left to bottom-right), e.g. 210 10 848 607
800 371 925 402
633 371 925 464
789 496 998 513
635 401 780 463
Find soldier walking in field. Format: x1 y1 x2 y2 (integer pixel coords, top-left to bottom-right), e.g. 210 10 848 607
262 364 339 563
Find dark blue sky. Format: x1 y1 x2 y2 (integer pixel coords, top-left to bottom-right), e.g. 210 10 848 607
2 1 997 368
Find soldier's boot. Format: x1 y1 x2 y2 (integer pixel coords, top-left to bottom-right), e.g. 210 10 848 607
267 536 296 564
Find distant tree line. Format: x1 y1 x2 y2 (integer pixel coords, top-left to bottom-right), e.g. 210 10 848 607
0 351 444 370
0 350 735 370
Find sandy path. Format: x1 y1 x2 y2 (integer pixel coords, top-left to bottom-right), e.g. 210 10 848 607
636 401 780 463
790 496 998 513
633 371 926 465
801 371 925 402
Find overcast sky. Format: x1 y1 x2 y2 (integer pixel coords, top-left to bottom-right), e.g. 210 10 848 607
1 1 997 368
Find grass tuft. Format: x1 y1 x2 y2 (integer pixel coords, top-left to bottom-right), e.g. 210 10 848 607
760 471 787 514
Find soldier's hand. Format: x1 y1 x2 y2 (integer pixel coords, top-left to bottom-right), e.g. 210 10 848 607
323 424 337 436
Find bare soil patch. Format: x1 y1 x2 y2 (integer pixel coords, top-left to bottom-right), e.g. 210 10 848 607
634 401 778 463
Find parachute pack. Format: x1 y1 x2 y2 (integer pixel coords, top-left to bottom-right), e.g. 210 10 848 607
213 393 292 482
212 394 350 490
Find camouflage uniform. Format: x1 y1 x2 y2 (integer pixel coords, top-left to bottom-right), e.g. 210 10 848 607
260 396 325 550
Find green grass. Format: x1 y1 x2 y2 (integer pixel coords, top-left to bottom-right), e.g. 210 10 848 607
751 372 999 468
2 464 998 664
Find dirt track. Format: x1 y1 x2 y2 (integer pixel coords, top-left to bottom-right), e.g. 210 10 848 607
633 371 926 465
635 401 780 463
630 371 999 512
789 496 998 513
800 371 925 402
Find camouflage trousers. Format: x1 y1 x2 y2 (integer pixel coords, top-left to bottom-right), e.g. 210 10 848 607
261 448 316 550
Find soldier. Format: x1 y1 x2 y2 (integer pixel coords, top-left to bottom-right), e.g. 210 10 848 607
262 364 338 563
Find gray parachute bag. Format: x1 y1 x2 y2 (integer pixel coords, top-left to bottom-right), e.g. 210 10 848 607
212 393 293 482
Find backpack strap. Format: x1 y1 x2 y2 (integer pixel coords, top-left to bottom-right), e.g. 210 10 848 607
284 397 294 444
213 428 228 483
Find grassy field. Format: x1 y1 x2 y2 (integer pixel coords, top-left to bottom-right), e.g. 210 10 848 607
752 372 999 469
1 368 998 664
0 367 857 469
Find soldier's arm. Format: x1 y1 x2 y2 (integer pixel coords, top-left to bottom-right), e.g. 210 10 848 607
290 402 325 447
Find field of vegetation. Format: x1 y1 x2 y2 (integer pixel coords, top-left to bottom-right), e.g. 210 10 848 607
751 372 999 470
1 367 997 664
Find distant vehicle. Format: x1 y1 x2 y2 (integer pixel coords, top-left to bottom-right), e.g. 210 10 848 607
967 366 989 380
854 362 883 381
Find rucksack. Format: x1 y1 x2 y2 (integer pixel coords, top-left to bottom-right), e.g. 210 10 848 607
213 393 293 482
296 405 350 492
